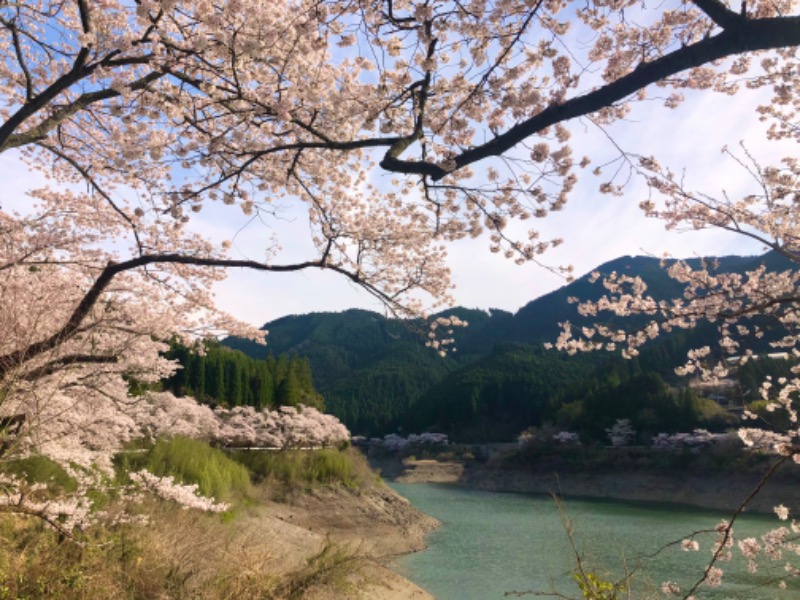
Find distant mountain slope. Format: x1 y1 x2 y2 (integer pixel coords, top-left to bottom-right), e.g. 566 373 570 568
406 342 604 441
224 251 792 436
224 309 464 433
506 252 794 346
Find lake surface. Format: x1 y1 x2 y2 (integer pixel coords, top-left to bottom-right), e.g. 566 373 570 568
390 482 798 599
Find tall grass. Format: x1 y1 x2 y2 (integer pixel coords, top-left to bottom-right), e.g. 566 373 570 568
121 436 251 501
0 504 360 600
232 447 373 490
0 455 77 493
0 515 173 599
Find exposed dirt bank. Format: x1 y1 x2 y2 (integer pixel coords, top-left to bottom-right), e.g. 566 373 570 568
253 483 439 599
369 454 800 515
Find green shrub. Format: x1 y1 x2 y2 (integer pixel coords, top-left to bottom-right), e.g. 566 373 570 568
120 437 251 501
232 448 363 489
0 455 77 494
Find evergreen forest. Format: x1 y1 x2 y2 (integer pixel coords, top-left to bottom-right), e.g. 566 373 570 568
162 341 324 410
220 252 795 442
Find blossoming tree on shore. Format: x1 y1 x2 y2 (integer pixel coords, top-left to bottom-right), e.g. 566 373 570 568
0 0 798 591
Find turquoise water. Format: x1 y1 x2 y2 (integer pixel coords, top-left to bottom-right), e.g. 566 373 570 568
390 483 798 599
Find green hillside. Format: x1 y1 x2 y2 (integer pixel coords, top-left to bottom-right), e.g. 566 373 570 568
223 252 793 438
163 341 324 410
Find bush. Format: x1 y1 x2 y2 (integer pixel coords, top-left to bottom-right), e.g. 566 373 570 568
232 448 368 489
0 455 77 494
120 437 251 501
0 504 358 600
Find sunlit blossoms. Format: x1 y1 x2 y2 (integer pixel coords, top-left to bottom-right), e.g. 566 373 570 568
0 2 798 589
129 470 230 513
682 539 700 552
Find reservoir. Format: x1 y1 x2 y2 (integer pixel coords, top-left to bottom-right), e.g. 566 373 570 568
390 482 798 599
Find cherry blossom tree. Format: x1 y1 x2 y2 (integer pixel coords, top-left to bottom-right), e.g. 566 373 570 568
0 0 799 563
606 418 635 446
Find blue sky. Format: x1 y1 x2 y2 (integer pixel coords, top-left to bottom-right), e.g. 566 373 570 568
195 86 780 327
1 60 784 330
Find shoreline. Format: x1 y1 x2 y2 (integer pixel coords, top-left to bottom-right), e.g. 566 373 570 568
368 454 800 515
267 482 439 599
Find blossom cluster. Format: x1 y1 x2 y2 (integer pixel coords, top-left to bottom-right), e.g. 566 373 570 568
737 428 796 458
129 470 230 513
129 391 351 449
0 473 93 534
606 418 636 447
213 404 351 449
651 429 733 450
372 432 449 451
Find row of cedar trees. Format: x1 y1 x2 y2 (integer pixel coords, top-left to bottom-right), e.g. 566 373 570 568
162 341 325 411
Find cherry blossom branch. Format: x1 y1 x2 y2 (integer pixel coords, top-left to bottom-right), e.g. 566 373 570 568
436 2 543 137
382 13 800 180
1 69 164 151
0 251 407 379
38 142 145 253
21 354 119 381
0 502 79 541
682 454 792 598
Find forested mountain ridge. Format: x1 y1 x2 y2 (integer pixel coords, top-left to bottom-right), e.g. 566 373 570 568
224 252 793 438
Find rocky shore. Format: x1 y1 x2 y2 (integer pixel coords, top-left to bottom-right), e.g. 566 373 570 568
256 482 439 599
369 453 800 515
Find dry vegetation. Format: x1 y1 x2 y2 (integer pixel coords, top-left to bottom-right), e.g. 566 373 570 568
0 444 435 599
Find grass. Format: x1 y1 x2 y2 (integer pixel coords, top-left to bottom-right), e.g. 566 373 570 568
275 541 359 600
0 441 378 598
230 447 375 491
0 501 361 600
0 455 78 494
118 436 252 502
0 513 168 599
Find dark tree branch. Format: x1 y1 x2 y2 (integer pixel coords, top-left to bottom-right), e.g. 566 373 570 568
4 17 35 101
0 252 398 378
381 14 800 181
691 0 745 30
22 354 119 381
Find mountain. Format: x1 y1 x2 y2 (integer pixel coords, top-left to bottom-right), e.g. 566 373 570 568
224 251 792 438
